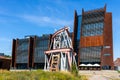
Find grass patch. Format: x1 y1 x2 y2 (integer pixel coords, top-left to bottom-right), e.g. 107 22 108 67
0 70 87 80
118 70 120 73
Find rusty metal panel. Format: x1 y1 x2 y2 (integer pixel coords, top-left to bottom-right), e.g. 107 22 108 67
11 39 16 67
28 37 34 68
80 35 103 47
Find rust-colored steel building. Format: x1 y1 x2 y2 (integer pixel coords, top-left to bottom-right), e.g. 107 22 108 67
73 5 114 70
12 5 113 70
0 56 11 70
12 37 34 69
11 35 51 69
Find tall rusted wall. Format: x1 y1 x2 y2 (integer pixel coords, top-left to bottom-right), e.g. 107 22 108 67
11 39 16 68
101 13 114 69
28 37 34 68
72 10 78 52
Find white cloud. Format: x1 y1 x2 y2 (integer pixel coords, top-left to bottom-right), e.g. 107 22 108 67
20 14 73 27
0 37 11 42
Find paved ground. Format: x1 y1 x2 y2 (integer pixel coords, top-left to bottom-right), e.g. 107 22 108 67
79 70 120 80
89 75 109 80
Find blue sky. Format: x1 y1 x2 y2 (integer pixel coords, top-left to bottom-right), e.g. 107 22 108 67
0 0 120 60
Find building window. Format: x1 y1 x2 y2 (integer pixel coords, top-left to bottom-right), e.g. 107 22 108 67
77 15 82 40
104 46 110 49
34 37 49 63
104 53 111 56
81 22 104 37
16 39 29 63
80 46 102 64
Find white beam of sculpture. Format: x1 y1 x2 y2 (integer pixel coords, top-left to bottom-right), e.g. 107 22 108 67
44 27 77 71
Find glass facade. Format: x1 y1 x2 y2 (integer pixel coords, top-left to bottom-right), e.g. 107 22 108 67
34 35 50 69
75 15 82 62
80 20 103 64
16 39 29 69
81 22 104 36
77 15 82 40
80 46 102 64
79 11 105 66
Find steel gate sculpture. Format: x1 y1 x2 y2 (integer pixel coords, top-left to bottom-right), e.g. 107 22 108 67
44 27 77 71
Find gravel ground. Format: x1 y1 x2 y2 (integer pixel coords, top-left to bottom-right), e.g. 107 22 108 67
79 70 120 80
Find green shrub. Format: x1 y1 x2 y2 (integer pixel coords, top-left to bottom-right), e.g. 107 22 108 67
71 63 78 76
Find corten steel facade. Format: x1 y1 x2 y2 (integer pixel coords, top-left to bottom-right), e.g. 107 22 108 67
11 35 52 69
12 6 113 70
73 5 114 70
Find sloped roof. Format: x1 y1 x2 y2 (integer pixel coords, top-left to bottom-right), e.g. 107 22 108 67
0 56 11 60
114 58 120 66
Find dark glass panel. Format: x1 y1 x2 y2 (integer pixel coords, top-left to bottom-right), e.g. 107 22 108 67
16 39 29 63
81 22 104 36
80 46 102 64
34 36 50 63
